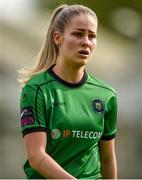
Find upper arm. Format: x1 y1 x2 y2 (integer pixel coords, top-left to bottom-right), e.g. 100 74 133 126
99 139 116 163
99 139 117 179
24 132 47 167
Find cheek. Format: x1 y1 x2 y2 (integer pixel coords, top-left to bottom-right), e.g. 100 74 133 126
63 38 78 51
91 39 97 50
68 42 77 51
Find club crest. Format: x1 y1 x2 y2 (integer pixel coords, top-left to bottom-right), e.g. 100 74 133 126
92 98 105 114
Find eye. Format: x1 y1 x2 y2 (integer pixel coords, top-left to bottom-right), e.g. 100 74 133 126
72 32 83 38
89 34 96 40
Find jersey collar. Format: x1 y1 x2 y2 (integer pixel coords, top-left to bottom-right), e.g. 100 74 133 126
47 65 88 88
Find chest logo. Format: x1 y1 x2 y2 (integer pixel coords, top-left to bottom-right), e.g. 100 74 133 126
92 98 105 114
51 129 61 139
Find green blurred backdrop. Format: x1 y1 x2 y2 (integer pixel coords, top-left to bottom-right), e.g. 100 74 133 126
0 0 142 178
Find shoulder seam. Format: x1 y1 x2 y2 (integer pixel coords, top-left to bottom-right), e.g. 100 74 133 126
35 86 41 126
86 81 116 95
38 79 56 87
27 79 56 87
37 85 48 128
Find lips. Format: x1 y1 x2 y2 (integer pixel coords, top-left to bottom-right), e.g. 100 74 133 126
78 50 89 55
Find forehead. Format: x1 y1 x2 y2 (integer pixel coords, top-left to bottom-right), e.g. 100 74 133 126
65 14 97 33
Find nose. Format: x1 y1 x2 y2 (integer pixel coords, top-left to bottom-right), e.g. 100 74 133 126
81 36 90 48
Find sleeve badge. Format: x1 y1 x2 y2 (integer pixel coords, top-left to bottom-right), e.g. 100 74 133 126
92 98 105 114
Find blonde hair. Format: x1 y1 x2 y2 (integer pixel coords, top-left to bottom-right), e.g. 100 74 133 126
18 4 98 86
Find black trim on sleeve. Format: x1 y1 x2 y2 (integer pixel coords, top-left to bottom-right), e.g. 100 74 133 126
22 127 47 137
101 133 116 140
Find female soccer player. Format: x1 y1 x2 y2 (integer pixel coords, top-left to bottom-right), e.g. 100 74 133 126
19 4 117 179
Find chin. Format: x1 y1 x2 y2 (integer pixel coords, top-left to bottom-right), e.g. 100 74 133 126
78 58 90 64
74 59 89 68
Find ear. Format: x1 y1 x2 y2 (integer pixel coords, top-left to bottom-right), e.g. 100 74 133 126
53 31 63 46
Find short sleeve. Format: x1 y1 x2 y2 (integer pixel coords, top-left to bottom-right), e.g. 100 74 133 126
20 84 47 137
101 94 117 140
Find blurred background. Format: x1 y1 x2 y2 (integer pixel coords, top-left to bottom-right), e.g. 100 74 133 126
0 0 142 178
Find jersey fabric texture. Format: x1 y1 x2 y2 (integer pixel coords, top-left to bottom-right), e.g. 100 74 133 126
20 66 117 179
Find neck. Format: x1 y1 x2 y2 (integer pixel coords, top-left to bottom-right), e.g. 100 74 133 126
53 62 85 83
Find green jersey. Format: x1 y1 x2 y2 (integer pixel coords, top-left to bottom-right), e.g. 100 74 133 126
20 66 117 179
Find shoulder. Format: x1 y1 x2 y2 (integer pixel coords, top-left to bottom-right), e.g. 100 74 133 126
26 70 54 87
87 74 117 96
20 71 52 102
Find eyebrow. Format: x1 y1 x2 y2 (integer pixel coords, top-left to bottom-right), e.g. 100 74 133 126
74 28 96 34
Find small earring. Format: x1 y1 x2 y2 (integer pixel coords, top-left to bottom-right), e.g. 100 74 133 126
56 42 60 46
